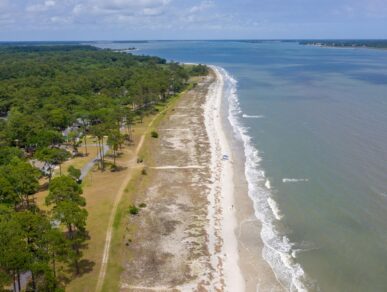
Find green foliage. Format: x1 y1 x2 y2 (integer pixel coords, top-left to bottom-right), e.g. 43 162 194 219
139 203 147 208
128 205 139 215
190 64 209 76
35 147 70 165
0 146 23 165
47 175 84 206
0 208 67 290
46 175 88 275
35 147 70 178
68 165 82 181
0 157 40 206
0 45 193 153
151 131 159 138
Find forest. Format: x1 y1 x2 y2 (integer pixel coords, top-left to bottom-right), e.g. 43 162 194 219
0 44 208 291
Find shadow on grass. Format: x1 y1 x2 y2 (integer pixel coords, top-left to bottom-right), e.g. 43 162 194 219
60 259 96 285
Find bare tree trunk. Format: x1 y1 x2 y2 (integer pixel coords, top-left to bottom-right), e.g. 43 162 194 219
96 139 102 170
13 273 16 292
52 256 56 283
16 271 21 292
113 149 116 167
31 271 36 291
84 135 88 155
101 137 105 170
75 258 80 275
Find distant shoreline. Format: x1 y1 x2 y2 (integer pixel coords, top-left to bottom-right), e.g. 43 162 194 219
301 41 387 51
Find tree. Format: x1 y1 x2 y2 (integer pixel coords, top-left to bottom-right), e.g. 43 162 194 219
0 209 67 291
35 147 70 179
67 129 81 155
52 201 88 275
1 157 40 208
68 165 81 182
107 129 123 168
90 123 108 171
27 129 64 150
14 210 58 291
0 207 31 291
46 176 84 206
0 174 17 206
46 176 87 275
0 146 24 166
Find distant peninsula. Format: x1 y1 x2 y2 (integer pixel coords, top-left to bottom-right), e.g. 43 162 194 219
300 39 387 50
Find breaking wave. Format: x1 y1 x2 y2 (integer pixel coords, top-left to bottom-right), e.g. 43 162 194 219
219 66 309 291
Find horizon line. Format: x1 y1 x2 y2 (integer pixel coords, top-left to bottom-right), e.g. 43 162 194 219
1 38 387 43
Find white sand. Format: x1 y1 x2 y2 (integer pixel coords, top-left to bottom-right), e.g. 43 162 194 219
203 66 245 291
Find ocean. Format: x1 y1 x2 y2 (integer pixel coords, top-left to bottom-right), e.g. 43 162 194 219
96 41 387 291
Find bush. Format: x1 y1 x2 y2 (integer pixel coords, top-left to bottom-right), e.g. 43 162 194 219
68 165 81 180
141 168 147 175
139 203 147 208
151 131 158 138
128 205 139 215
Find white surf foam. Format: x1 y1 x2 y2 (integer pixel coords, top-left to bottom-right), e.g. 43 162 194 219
221 66 309 291
282 178 309 183
243 114 265 119
265 179 272 189
267 198 283 220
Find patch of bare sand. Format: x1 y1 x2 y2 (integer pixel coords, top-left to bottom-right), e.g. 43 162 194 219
120 76 215 291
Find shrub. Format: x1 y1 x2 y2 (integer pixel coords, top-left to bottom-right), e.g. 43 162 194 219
151 131 158 138
141 168 147 175
139 203 147 208
128 205 139 215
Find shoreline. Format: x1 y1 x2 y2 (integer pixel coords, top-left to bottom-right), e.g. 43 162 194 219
204 66 244 290
214 66 286 291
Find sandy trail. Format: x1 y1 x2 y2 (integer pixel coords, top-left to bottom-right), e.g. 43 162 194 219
151 165 205 170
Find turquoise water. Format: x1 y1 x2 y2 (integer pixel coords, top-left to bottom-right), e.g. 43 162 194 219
97 41 387 291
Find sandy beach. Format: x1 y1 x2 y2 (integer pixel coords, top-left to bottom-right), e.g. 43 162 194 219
119 68 283 291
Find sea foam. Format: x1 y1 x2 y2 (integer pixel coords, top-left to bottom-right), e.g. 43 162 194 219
221 66 308 291
282 178 309 183
243 114 265 119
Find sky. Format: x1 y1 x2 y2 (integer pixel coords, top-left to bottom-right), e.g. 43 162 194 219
1 0 387 40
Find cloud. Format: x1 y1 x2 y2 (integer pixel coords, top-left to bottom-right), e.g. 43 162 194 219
26 0 56 13
73 0 171 17
1 0 387 40
189 0 214 13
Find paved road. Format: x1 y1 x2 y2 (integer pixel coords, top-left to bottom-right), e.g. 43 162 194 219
80 145 110 180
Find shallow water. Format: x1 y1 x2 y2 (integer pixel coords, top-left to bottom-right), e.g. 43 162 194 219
97 41 387 291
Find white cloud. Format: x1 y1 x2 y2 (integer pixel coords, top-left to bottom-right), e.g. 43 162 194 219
189 0 213 13
73 0 171 16
26 0 57 12
50 15 72 24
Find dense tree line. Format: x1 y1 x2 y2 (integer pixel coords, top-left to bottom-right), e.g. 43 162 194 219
0 45 207 290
